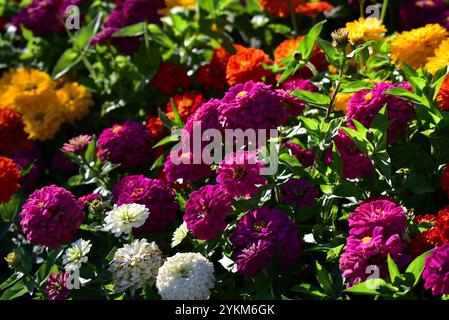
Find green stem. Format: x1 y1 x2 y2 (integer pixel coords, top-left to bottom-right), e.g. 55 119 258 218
380 0 389 22
359 0 365 18
288 0 299 36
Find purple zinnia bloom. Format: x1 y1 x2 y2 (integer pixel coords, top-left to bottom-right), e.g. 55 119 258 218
112 174 179 233
12 0 85 36
163 149 213 186
423 243 449 296
348 200 407 238
61 135 92 153
181 98 223 151
45 272 70 300
284 141 315 168
51 151 78 173
281 178 320 208
339 226 410 288
183 185 233 240
13 142 45 190
96 120 151 169
278 77 317 116
91 0 165 54
218 81 288 131
346 82 414 144
398 0 449 31
333 130 374 180
19 185 85 249
216 150 267 199
230 207 301 276
234 240 275 276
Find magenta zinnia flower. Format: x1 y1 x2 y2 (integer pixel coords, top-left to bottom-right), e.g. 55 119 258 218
346 82 414 144
423 243 449 296
230 207 301 276
96 120 151 168
281 178 320 208
284 141 315 168
218 81 288 131
112 174 179 233
339 226 410 288
278 77 317 117
163 149 213 186
45 272 71 300
183 185 233 240
216 150 267 199
348 199 407 238
333 130 374 180
19 185 84 249
78 193 103 211
91 0 165 53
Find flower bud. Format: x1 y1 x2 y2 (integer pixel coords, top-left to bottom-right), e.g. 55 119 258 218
331 28 350 48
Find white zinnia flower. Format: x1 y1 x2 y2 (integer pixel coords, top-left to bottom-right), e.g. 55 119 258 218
156 252 215 300
109 239 163 294
62 239 92 271
171 222 189 248
104 203 149 237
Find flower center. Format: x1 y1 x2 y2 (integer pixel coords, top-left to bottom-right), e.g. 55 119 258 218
364 92 373 102
24 82 38 91
112 125 123 133
361 236 372 244
131 187 144 197
253 220 267 232
232 165 247 180
237 91 248 97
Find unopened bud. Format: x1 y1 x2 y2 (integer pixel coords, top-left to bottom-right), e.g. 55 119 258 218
4 252 21 269
331 28 350 48
293 51 302 61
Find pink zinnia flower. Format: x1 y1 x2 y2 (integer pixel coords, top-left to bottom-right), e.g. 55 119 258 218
45 272 71 300
423 243 449 296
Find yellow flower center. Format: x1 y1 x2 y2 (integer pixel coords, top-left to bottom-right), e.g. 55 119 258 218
253 220 267 232
237 91 248 97
364 92 373 101
362 236 372 244
112 125 123 133
24 82 38 91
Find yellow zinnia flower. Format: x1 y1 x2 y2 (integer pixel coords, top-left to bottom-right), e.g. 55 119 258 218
425 38 449 74
159 0 196 14
15 90 64 141
345 17 387 43
333 91 353 113
56 82 94 123
390 24 448 69
0 68 55 110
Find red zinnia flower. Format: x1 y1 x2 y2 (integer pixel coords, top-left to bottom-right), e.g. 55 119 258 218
442 165 449 197
146 116 169 145
149 62 190 95
259 0 304 18
166 92 206 121
437 76 449 111
0 157 21 203
0 108 30 157
226 47 274 85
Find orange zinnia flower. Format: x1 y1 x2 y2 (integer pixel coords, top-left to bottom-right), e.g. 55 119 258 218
295 1 333 17
437 76 449 111
226 47 273 85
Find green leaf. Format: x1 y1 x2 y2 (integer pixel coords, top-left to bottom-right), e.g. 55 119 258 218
326 244 344 262
84 138 96 163
73 13 103 51
315 261 335 297
52 48 82 79
67 174 84 187
0 273 24 291
112 22 146 38
169 98 183 128
0 280 29 300
404 249 433 287
345 278 390 296
298 20 326 62
153 134 179 149
384 87 421 104
316 37 340 67
291 90 330 106
387 254 401 284
290 283 326 298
